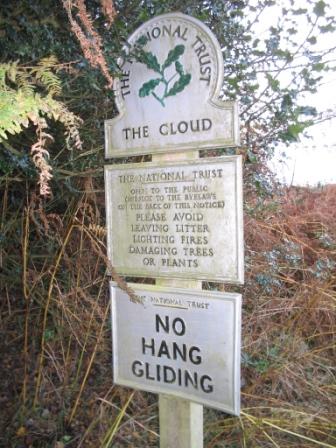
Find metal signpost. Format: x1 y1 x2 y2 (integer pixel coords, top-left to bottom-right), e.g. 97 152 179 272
104 12 243 447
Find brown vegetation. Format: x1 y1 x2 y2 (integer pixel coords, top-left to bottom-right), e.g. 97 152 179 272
0 180 335 446
62 0 115 89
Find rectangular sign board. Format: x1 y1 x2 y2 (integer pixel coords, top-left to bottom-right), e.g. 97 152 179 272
111 283 241 415
105 156 243 283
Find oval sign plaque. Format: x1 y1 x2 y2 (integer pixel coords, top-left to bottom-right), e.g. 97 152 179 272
105 13 239 157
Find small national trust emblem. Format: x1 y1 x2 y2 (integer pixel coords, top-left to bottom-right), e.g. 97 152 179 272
136 41 192 107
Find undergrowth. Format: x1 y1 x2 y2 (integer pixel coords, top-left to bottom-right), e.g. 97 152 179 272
0 175 335 447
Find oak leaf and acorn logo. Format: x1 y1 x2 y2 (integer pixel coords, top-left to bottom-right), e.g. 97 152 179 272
134 40 192 107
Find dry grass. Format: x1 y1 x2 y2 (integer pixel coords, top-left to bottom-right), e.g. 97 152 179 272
233 185 336 448
0 178 335 447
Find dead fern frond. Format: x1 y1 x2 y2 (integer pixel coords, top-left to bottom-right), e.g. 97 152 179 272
88 224 107 239
100 0 117 26
30 117 53 197
0 60 83 195
62 0 115 88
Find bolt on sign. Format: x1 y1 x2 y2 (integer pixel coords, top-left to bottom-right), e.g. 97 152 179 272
110 283 241 415
105 156 243 283
105 13 239 157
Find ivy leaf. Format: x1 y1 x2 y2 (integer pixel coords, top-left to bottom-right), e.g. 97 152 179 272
136 50 161 73
139 78 161 97
166 73 191 97
162 45 185 70
285 123 307 141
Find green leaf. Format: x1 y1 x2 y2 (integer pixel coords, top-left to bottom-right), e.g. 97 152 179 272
136 50 161 73
266 73 280 91
44 328 55 342
162 45 185 70
286 123 306 141
166 73 191 97
313 0 326 17
293 8 307 15
281 94 293 110
139 78 161 97
307 36 317 45
287 27 297 35
247 149 257 163
319 23 336 33
298 106 317 116
312 62 325 72
275 49 293 62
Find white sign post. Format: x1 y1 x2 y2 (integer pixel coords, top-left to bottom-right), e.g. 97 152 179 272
104 12 243 447
153 152 206 448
